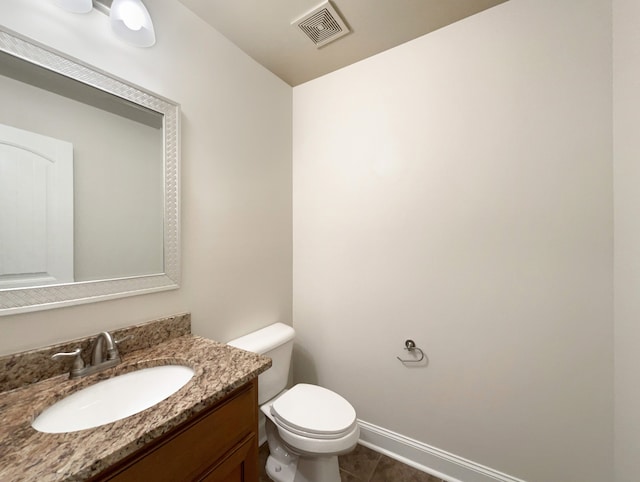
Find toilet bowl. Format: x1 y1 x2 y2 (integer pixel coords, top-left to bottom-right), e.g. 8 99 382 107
227 323 359 482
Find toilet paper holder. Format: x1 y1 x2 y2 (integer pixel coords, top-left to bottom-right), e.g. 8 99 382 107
396 339 425 364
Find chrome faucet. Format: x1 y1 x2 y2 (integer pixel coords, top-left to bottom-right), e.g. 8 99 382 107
91 331 119 366
52 331 131 379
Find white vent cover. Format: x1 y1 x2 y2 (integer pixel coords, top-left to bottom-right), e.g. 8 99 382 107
292 1 350 48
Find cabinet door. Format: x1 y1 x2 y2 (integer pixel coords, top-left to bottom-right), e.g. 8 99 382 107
199 434 258 482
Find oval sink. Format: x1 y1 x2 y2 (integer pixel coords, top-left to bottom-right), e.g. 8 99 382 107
32 365 194 433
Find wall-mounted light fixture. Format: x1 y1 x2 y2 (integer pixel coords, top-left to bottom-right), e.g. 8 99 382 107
53 0 156 47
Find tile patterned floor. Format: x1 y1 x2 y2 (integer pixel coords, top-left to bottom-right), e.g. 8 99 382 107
259 443 445 482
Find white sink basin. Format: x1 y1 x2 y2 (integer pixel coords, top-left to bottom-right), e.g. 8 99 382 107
32 365 195 433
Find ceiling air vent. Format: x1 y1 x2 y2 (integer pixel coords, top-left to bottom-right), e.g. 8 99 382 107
292 1 350 48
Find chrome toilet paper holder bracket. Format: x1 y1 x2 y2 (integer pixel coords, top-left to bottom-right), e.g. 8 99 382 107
396 339 425 363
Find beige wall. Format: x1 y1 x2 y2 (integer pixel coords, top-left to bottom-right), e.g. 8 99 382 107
292 0 613 480
613 1 640 480
0 0 292 353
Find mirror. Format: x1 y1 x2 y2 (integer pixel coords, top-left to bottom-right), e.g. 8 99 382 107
0 27 180 315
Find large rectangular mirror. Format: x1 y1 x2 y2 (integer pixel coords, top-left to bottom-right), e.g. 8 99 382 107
0 27 180 315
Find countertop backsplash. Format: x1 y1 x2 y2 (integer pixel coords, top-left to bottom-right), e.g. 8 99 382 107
0 313 191 392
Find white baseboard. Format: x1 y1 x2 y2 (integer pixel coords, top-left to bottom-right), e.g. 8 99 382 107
357 420 527 482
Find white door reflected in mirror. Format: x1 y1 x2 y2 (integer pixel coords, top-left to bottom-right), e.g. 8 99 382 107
0 124 73 289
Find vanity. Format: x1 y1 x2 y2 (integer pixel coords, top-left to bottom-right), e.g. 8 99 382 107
0 314 271 482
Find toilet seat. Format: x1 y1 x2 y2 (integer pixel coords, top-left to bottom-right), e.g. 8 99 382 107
271 384 357 440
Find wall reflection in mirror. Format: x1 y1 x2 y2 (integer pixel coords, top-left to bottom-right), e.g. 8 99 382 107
0 28 180 314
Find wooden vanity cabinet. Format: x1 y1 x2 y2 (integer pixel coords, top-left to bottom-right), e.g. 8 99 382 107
91 378 259 482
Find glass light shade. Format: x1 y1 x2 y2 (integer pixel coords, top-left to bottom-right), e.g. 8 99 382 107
110 0 156 47
53 0 93 14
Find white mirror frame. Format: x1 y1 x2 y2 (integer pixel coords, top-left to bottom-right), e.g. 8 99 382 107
0 27 180 315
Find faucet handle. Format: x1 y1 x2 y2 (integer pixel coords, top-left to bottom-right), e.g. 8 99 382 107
115 334 133 346
109 335 133 361
52 348 86 373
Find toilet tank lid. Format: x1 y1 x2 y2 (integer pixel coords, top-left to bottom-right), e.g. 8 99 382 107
227 322 295 355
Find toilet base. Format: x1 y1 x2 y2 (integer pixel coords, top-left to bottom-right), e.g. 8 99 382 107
266 453 297 482
265 412 342 482
294 455 341 482
266 453 341 482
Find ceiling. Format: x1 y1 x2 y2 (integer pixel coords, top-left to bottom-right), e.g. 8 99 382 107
178 0 508 86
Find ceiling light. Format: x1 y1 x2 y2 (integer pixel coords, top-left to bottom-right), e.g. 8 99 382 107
52 0 156 48
109 0 156 47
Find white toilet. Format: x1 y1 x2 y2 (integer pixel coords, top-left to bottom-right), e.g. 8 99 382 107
228 323 359 482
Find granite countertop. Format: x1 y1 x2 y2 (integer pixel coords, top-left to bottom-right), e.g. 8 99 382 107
0 334 271 481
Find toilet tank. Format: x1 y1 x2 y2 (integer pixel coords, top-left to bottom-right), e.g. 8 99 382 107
227 322 295 404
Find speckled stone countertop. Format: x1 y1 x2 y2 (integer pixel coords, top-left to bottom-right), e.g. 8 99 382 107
0 328 271 481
